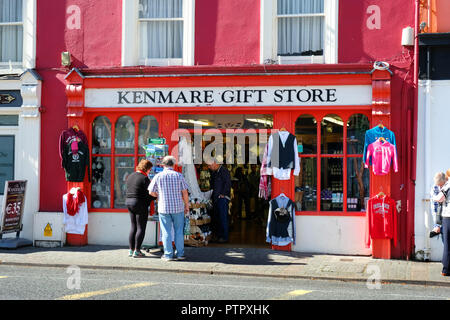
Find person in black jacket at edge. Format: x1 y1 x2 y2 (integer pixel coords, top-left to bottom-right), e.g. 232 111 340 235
207 156 232 243
125 159 156 258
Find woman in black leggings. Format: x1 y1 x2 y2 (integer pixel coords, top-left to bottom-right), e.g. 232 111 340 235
125 159 156 258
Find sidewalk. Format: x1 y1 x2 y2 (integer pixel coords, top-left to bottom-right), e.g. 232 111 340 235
0 244 449 287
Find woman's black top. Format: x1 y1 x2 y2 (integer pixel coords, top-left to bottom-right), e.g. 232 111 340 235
125 172 156 207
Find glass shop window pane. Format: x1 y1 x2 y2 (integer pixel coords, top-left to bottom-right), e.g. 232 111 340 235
138 115 159 154
347 158 370 212
92 116 111 155
0 135 14 195
91 157 111 208
321 114 343 155
294 157 317 211
114 157 135 209
295 114 317 154
347 114 370 155
320 158 343 212
115 116 135 154
0 115 18 126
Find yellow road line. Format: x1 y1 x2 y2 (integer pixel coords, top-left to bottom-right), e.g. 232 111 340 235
0 276 8 279
56 282 156 300
271 289 313 300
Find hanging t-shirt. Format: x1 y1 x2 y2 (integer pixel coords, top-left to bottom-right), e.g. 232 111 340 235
365 194 398 248
364 139 398 175
266 131 300 180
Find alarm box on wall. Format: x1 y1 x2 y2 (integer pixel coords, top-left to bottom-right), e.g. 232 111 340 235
33 212 65 247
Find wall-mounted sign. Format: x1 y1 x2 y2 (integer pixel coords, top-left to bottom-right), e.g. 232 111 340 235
85 85 372 108
0 90 22 107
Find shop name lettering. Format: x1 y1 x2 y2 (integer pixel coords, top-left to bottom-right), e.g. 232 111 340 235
117 88 338 105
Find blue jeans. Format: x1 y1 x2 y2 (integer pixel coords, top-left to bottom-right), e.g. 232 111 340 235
159 212 185 258
442 218 450 274
213 198 229 241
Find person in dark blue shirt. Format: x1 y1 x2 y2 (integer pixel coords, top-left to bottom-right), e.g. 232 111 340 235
208 158 231 243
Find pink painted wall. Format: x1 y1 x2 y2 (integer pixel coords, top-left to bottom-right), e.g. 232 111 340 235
339 0 415 64
37 0 122 211
195 0 260 65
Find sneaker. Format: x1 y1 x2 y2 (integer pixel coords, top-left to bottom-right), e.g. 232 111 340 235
161 255 175 261
176 256 186 261
128 250 133 257
132 250 145 258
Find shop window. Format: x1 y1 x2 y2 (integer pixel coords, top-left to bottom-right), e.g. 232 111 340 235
138 115 159 154
295 115 317 211
260 0 338 64
295 113 369 214
92 116 111 155
321 114 343 154
346 114 370 211
0 0 23 65
91 114 159 210
0 135 14 195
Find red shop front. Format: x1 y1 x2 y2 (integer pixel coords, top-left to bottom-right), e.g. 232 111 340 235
64 64 397 257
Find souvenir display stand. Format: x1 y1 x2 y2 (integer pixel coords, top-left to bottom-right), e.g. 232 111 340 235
184 199 212 247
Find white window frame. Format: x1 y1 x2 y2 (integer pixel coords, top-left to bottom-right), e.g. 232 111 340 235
260 0 338 65
122 0 195 67
0 0 36 74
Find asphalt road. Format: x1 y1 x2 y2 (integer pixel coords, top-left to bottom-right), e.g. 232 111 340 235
1 264 449 301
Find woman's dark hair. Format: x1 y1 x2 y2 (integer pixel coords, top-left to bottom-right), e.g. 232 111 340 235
136 159 153 172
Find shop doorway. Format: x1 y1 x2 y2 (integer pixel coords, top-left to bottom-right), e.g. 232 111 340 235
179 114 273 248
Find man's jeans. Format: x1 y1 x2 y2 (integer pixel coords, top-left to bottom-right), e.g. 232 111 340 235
159 212 185 258
213 198 230 241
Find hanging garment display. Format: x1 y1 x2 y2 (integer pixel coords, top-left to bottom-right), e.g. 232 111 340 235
62 139 90 182
365 193 398 248
178 136 212 202
59 127 88 167
266 193 296 246
259 143 272 200
266 130 300 180
62 187 89 235
364 138 398 175
362 125 397 167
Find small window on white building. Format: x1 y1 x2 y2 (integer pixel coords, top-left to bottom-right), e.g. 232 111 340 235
0 0 23 67
122 0 195 67
261 0 338 65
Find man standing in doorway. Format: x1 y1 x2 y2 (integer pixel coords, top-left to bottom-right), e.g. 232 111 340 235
149 156 190 261
208 156 232 243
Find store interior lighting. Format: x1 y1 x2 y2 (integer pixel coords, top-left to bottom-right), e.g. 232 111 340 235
323 116 344 126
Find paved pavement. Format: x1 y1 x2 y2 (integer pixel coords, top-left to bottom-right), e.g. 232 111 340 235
0 244 449 287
